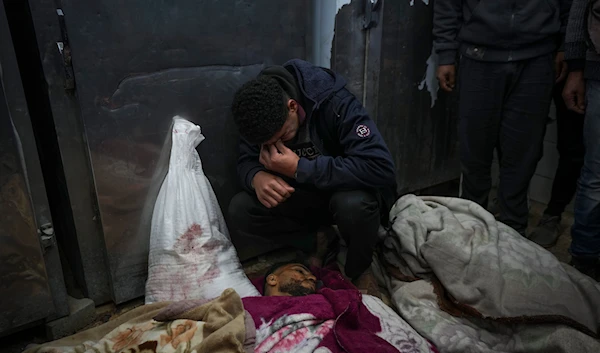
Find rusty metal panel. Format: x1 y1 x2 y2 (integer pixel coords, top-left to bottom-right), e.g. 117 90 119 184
28 0 113 304
376 0 459 192
0 53 54 336
333 0 459 193
0 87 54 335
57 0 313 303
331 0 384 122
331 0 367 99
0 1 66 334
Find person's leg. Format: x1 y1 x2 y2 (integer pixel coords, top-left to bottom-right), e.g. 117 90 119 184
546 81 586 216
458 57 508 209
497 54 554 235
228 188 330 254
329 190 380 281
570 79 600 280
530 81 585 246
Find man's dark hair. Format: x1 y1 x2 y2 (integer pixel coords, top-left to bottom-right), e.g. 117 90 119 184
263 260 310 294
231 76 288 145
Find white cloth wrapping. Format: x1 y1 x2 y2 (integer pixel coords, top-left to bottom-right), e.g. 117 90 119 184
145 116 259 303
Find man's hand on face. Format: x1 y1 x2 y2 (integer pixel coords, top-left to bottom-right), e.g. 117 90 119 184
251 171 295 208
563 71 586 114
259 140 300 178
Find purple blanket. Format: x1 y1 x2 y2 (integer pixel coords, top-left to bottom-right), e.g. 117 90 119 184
156 266 437 352
243 288 398 353
244 266 400 353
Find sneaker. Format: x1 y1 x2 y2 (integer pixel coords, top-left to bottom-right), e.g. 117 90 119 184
570 256 600 282
488 197 500 218
528 214 561 248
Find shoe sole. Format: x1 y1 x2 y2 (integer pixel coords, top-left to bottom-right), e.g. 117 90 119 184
539 240 558 249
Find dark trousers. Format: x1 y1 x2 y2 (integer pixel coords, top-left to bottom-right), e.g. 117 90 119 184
544 81 585 217
228 188 381 279
571 79 600 257
458 55 554 233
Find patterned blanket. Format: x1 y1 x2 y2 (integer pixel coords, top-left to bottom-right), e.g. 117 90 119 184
246 266 437 353
25 263 438 353
243 291 436 353
378 195 600 353
24 288 254 353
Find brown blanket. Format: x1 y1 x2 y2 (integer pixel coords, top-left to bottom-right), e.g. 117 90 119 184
25 288 254 353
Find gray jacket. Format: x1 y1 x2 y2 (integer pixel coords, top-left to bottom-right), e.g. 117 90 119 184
434 0 572 65
564 0 600 80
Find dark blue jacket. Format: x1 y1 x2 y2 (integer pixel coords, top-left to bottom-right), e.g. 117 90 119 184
434 0 572 65
237 59 397 210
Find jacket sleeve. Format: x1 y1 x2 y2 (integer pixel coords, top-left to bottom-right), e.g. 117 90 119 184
433 0 463 65
295 94 396 190
558 0 574 50
564 0 588 71
237 137 266 193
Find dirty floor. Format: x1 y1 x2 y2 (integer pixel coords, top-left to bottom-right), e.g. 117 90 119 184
529 200 572 263
0 201 576 353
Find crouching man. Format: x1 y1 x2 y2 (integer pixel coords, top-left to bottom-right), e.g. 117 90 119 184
228 59 397 295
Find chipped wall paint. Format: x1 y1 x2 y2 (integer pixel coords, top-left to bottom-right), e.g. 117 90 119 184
312 0 351 68
336 0 352 11
418 45 439 108
313 0 438 107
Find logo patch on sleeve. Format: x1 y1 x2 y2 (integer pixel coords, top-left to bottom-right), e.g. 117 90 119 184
356 124 371 138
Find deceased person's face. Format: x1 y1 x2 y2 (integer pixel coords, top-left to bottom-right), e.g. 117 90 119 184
265 263 317 297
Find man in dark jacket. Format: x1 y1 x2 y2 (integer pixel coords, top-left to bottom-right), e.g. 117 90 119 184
562 0 600 281
228 59 397 293
434 0 571 235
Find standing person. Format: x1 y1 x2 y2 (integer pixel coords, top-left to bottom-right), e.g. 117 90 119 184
434 0 572 236
562 0 600 280
529 82 585 247
228 59 397 295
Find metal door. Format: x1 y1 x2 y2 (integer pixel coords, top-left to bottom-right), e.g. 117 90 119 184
333 0 460 193
0 4 55 333
30 0 314 303
0 70 55 337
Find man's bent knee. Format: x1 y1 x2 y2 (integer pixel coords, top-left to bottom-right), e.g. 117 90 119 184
228 191 255 227
330 190 380 220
